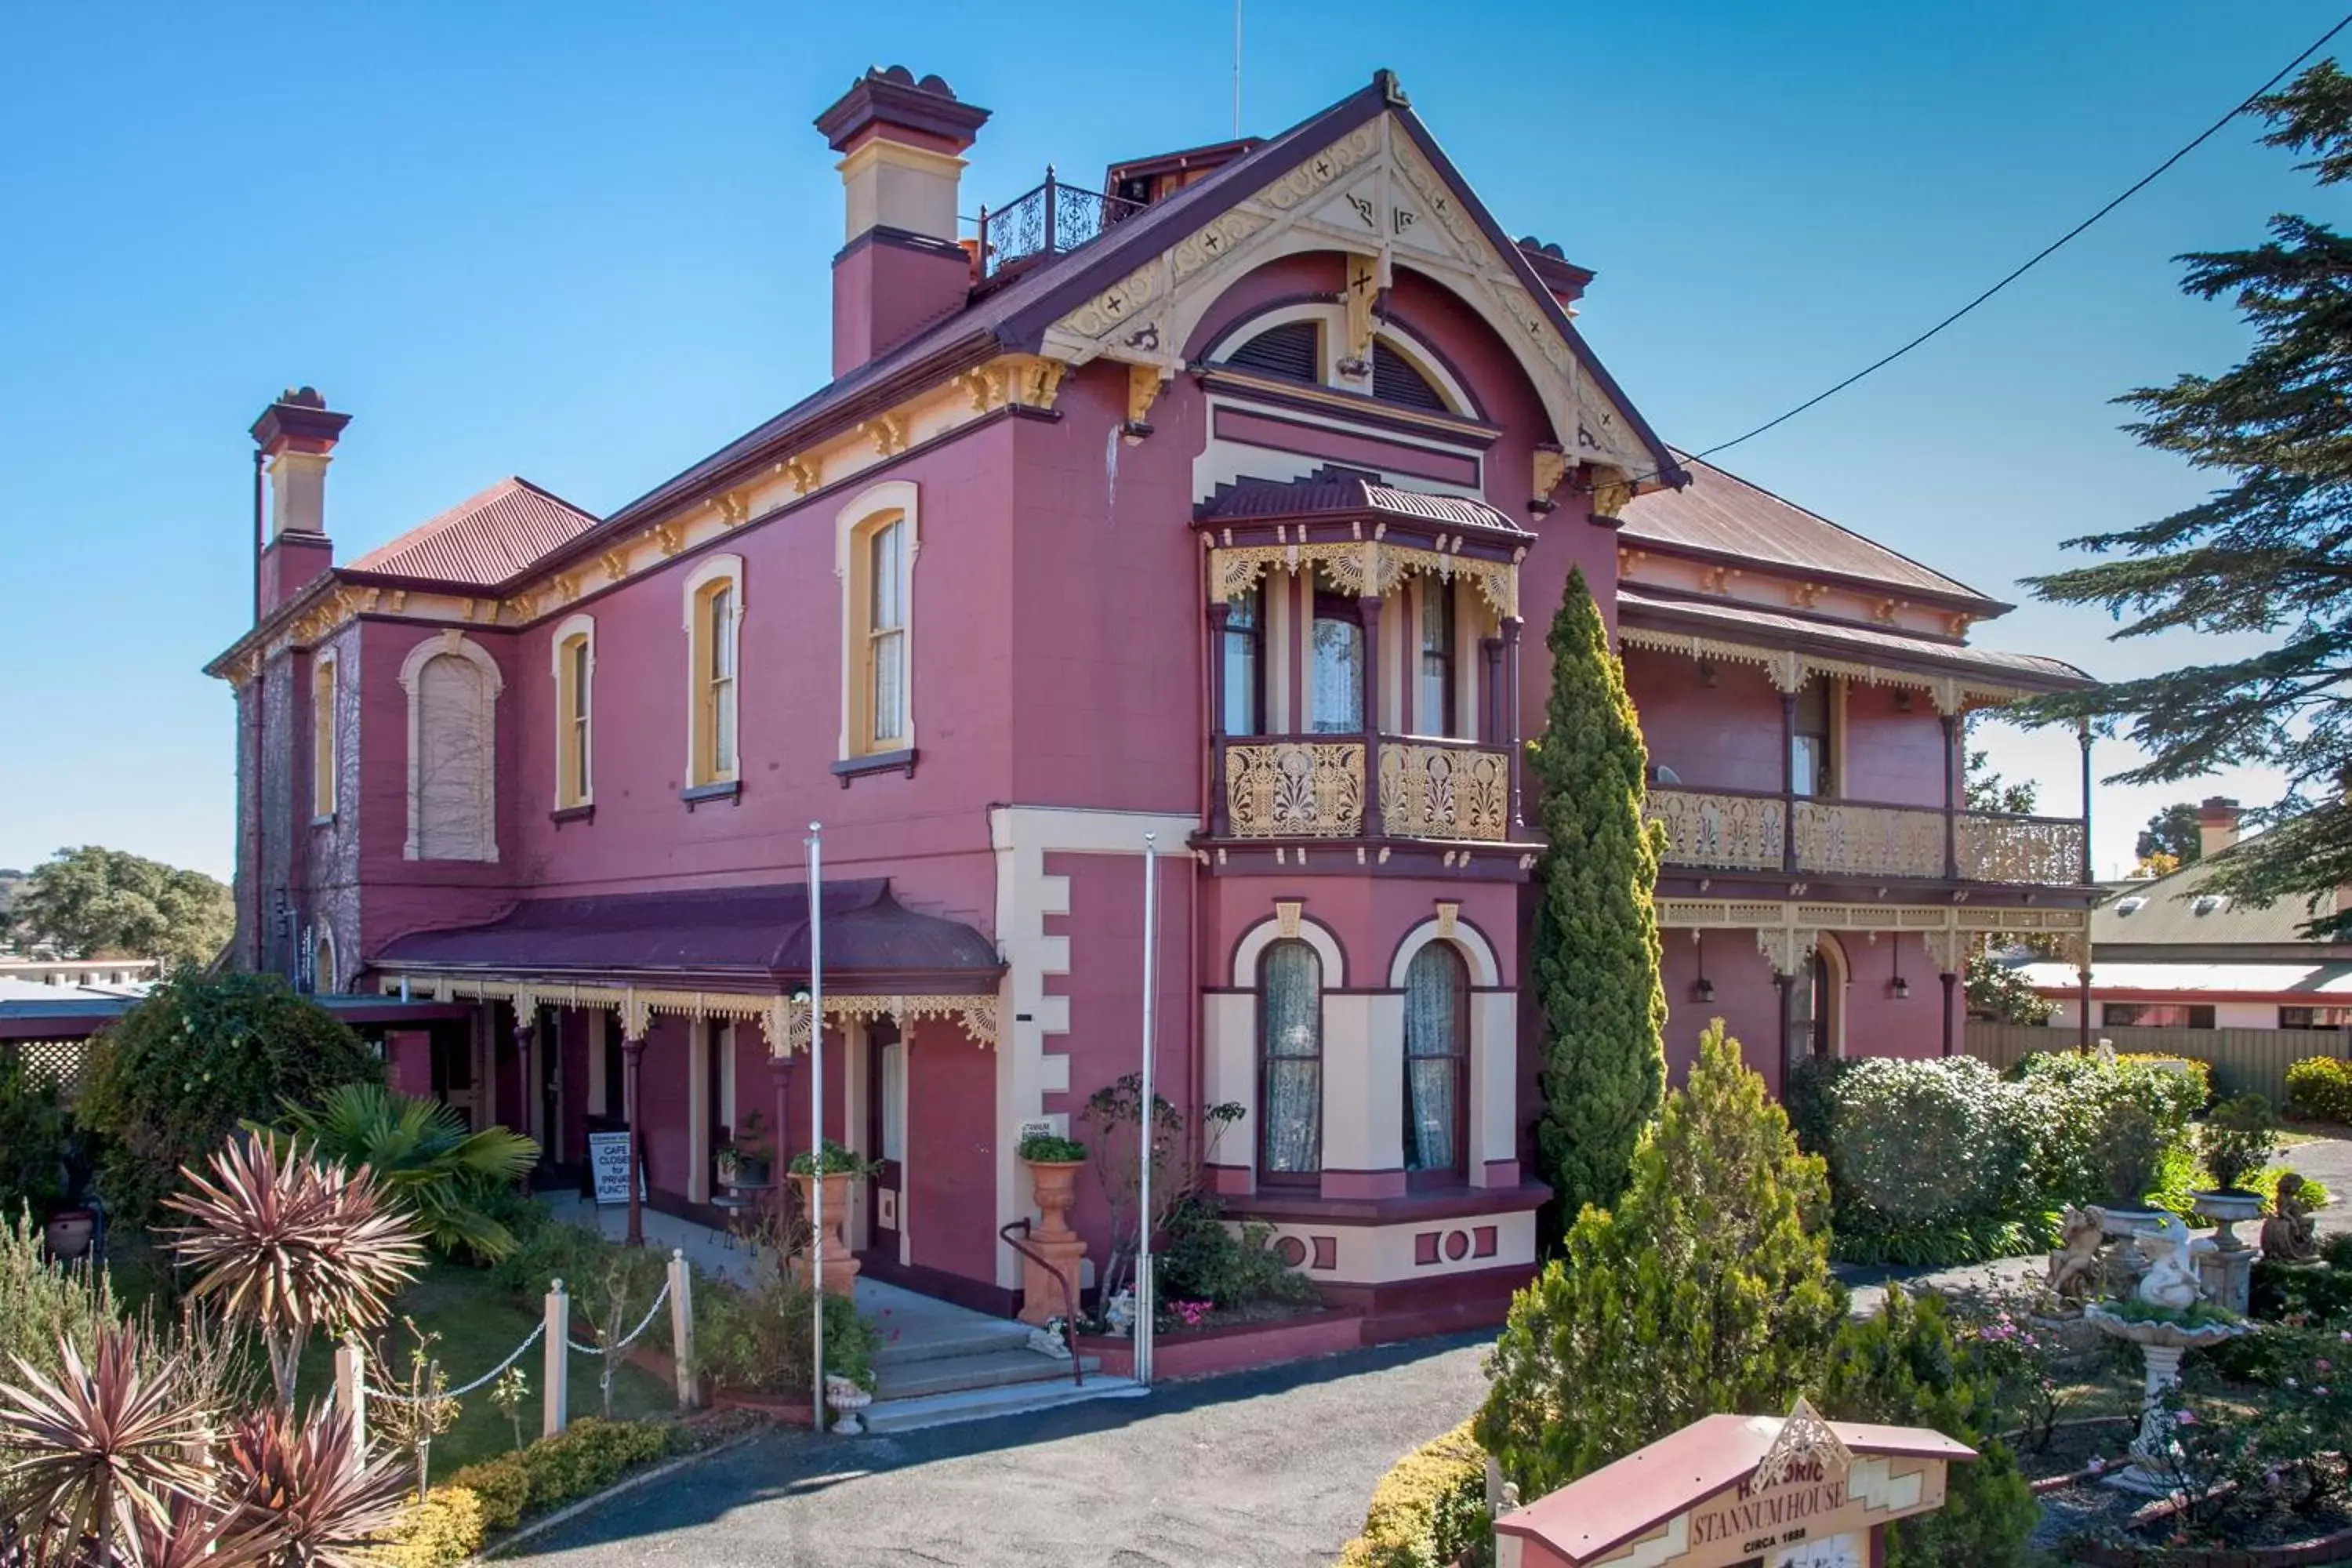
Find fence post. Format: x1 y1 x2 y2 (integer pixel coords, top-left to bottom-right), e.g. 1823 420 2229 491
668 1250 699 1411
543 1279 569 1439
333 1332 367 1461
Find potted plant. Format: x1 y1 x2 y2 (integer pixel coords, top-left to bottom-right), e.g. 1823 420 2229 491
1014 1131 1089 1326
2096 1101 2166 1235
716 1109 774 1189
788 1138 874 1296
2193 1093 2277 1247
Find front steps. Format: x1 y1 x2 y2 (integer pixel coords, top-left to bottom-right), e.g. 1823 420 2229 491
859 1314 1140 1434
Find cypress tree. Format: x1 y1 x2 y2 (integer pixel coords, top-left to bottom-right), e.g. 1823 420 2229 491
1477 1022 1845 1497
1529 567 1666 1221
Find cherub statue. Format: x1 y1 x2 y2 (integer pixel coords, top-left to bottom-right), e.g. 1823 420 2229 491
2045 1205 2107 1307
2263 1171 2322 1262
2136 1213 2203 1312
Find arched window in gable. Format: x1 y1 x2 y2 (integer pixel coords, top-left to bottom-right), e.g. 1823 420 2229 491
1371 336 1452 412
401 634 502 863
1225 319 1323 383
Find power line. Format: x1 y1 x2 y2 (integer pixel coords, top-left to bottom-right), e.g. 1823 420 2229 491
1653 12 2352 479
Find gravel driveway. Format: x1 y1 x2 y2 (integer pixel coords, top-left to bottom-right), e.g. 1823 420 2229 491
515 1336 1490 1568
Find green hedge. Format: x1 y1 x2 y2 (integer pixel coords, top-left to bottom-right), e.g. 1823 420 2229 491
1792 1050 2203 1267
2288 1055 2352 1123
440 1417 678 1537
1334 1421 1490 1568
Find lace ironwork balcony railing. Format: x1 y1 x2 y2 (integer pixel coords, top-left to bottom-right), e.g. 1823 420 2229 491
975 169 1145 278
1222 739 1367 838
1377 740 1512 842
1645 786 2089 886
1957 811 2088 886
1643 788 1787 872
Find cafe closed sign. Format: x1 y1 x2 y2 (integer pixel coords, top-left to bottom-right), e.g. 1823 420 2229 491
1494 1399 1972 1568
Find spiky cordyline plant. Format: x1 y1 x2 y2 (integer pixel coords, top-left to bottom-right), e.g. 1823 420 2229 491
0 1325 215 1565
163 1135 424 1410
220 1403 408 1568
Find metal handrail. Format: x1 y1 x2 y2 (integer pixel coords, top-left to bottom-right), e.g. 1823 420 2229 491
998 1218 1084 1387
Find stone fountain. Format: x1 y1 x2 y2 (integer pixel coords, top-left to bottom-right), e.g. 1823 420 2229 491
2076 1210 2251 1496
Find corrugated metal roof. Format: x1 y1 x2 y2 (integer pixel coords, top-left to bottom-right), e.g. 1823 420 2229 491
1196 467 1531 537
1621 455 2002 609
347 477 599 590
1616 586 2092 690
2020 960 2352 996
2089 848 2336 947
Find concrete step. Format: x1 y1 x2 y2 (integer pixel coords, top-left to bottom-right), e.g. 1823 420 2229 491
869 1318 1036 1370
872 1347 1101 1402
856 1374 1149 1436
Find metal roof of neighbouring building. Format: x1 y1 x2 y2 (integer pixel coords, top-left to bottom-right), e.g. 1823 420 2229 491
2088 844 2343 949
347 477 601 589
1620 453 2005 611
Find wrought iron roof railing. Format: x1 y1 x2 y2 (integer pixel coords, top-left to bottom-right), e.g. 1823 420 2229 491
975 167 1144 279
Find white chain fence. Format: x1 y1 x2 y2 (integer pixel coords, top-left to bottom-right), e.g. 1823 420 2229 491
360 1272 672 1407
567 1275 672 1358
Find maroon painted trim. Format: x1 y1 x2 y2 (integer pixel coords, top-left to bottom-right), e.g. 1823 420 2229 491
832 748 918 786
815 71 990 154
1212 406 1481 485
680 780 742 809
830 223 969 268
1320 1169 1407 1200
1198 843 1541 882
1618 594 2091 695
1225 1180 1548 1225
1312 1261 1530 1344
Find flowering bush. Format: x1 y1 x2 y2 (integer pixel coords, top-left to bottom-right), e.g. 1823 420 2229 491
1953 1293 2072 1453
2288 1054 2352 1123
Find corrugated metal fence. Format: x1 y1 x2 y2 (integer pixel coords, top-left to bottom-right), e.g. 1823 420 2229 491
1967 1023 2351 1107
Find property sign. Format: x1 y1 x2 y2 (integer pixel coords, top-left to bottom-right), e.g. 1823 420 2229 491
587 1131 643 1206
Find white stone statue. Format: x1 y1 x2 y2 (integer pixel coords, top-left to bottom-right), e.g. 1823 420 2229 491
2133 1214 2203 1313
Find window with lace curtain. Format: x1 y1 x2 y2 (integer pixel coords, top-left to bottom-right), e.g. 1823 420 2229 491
1403 943 1467 1181
1259 940 1323 1181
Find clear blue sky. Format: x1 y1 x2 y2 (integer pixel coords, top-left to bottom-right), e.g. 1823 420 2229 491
2 2 2337 882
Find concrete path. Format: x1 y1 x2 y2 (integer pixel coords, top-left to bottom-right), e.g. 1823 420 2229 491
515 1336 1490 1568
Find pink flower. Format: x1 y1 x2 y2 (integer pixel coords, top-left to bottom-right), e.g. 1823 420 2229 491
2087 1457 2107 1475
2176 1410 2198 1426
2320 1359 2334 1374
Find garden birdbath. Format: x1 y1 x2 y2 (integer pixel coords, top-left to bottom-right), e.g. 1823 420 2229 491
2084 1306 2249 1497
825 1374 873 1436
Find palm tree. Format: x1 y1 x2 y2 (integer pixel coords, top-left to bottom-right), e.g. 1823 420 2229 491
163 1136 423 1411
265 1085 538 1261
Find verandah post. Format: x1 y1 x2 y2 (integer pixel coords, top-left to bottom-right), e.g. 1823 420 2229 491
543 1279 569 1438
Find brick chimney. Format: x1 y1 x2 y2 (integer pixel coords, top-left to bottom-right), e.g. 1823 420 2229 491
1516 238 1594 313
815 67 989 378
250 387 350 617
2197 796 2244 858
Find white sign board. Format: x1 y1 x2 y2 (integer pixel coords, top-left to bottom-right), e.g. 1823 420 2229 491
587 1131 644 1206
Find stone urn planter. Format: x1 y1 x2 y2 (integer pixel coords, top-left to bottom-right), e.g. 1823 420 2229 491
2188 1189 2264 1247
824 1374 873 1436
2190 1190 2266 1311
42 1208 93 1263
2085 1305 2250 1496
789 1170 860 1297
1018 1158 1089 1327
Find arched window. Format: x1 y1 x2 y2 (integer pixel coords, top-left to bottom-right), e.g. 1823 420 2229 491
1225 319 1322 383
836 482 920 764
313 925 337 995
402 633 501 862
681 556 743 789
1371 337 1450 412
1403 943 1467 1181
310 652 338 820
1220 583 1265 736
552 615 593 809
1259 939 1323 1180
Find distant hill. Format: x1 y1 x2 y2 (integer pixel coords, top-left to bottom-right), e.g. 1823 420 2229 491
0 869 22 920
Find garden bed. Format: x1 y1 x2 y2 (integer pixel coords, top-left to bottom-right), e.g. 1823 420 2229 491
1076 1304 1363 1380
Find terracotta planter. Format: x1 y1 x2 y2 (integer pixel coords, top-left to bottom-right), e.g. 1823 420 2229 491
1018 1160 1087 1327
42 1210 93 1262
789 1171 859 1296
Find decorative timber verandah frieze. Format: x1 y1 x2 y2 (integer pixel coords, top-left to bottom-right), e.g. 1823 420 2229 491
372 971 1000 1054
1655 898 2091 978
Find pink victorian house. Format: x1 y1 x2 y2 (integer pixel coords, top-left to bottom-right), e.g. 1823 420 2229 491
206 67 2096 1338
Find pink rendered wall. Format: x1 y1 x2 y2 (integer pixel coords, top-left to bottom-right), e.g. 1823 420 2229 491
1829 931 1959 1059
1839 684 1954 808
634 1017 692 1199
1040 852 1201 1262
1625 652 1784 794
1659 934 1786 1098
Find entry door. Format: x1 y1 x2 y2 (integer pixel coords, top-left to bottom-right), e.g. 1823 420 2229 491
866 1023 905 1257
536 1007 564 1178
432 1027 477 1131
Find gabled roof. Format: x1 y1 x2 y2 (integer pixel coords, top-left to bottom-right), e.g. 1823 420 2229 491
1195 465 1531 541
2092 843 2336 948
346 477 599 590
567 71 1682 563
1621 454 2004 612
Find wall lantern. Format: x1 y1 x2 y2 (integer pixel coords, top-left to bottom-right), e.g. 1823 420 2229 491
1692 930 1715 1004
1889 937 1911 1000
1697 660 1719 689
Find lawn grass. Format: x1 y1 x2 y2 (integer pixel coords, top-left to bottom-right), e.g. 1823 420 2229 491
300 1258 677 1475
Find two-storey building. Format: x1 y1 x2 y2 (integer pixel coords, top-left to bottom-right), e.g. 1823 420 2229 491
205 66 2097 1340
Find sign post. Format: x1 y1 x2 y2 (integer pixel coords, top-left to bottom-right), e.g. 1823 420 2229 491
1134 831 1158 1388
807 821 826 1434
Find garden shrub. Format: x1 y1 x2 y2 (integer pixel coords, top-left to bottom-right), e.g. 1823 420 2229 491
697 1270 880 1393
488 1217 675 1352
270 1084 539 1261
0 1062 71 1216
444 1418 676 1535
2287 1054 2352 1123
445 1457 531 1532
1801 1056 2031 1225
384 1486 487 1568
1479 1022 1843 1497
1817 1287 2038 1568
0 1207 118 1380
77 970 381 1225
1156 1192 1319 1315
1334 1421 1490 1568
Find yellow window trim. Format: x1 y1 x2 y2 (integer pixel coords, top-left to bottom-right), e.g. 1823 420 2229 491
681 555 744 788
834 481 919 760
550 613 596 808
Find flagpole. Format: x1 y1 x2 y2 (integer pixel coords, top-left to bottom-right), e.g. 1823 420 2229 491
807 821 826 1432
1136 831 1158 1387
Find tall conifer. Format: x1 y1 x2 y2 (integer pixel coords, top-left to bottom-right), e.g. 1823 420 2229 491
1528 568 1666 1221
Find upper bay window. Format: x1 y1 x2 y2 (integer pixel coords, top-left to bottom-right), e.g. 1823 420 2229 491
1311 590 1365 735
1791 675 1835 798
681 555 745 790
1221 583 1265 736
1417 580 1456 738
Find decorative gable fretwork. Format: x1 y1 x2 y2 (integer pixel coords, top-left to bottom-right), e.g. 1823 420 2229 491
1040 110 1657 484
1207 535 1520 619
